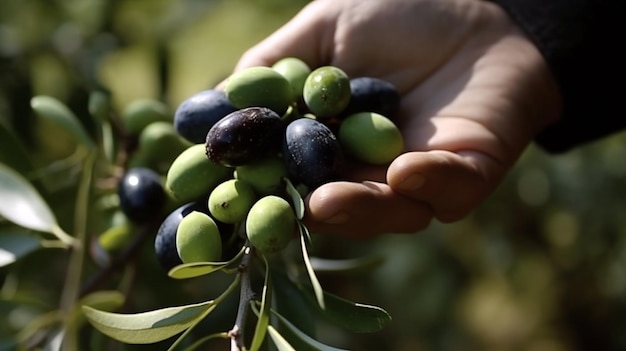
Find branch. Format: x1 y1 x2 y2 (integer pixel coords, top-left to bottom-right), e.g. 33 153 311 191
228 246 256 351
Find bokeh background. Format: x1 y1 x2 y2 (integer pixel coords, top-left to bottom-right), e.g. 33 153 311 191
1 0 626 350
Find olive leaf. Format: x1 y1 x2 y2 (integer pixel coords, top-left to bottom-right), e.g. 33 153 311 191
0 230 41 267
301 288 391 333
284 177 305 220
82 300 216 344
0 122 34 175
270 309 350 351
168 246 244 279
0 163 74 246
249 257 272 351
308 255 385 274
30 95 95 150
299 226 325 309
267 326 296 351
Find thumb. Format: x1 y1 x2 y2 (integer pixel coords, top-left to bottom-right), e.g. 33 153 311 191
387 150 506 222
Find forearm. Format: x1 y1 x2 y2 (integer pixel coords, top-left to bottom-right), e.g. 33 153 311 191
490 0 626 152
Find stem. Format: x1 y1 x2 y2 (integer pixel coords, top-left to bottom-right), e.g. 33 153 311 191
229 246 257 351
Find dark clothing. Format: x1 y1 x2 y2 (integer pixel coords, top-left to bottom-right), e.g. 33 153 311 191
491 0 625 152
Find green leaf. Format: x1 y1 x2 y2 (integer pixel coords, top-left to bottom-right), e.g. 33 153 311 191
302 288 391 333
267 326 295 351
249 257 272 351
181 332 228 351
0 164 55 232
0 230 41 267
270 310 350 351
299 227 325 309
30 95 95 150
284 178 305 220
82 300 216 344
0 122 34 175
308 255 385 274
168 246 244 279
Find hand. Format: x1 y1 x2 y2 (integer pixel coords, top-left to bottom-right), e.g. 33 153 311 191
232 0 562 238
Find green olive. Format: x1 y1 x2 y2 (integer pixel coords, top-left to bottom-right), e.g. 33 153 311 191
165 144 232 203
138 121 192 172
303 66 351 118
121 98 171 135
176 211 222 263
272 57 311 100
224 66 293 115
235 156 288 195
246 195 296 254
208 179 256 224
338 112 404 165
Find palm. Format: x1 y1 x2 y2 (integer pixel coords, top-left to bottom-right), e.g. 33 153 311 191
234 0 561 237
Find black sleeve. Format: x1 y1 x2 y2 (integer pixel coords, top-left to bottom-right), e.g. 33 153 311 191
489 0 626 152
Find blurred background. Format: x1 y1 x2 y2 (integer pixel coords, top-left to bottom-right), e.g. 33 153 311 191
1 0 625 350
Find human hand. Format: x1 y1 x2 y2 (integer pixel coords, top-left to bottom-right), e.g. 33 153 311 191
232 0 562 238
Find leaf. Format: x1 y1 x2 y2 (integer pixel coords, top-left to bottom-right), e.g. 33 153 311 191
180 332 228 351
299 226 325 309
0 163 56 232
308 255 385 274
0 230 41 267
284 178 305 220
82 300 216 344
301 288 391 333
0 122 34 174
267 326 296 351
271 269 316 338
249 257 271 351
270 310 350 351
30 95 95 150
168 247 244 279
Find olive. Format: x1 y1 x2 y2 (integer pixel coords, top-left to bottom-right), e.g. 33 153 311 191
303 66 351 119
341 77 400 119
235 156 288 195
121 99 171 135
338 112 404 165
246 195 296 254
208 179 256 224
173 89 238 144
205 107 283 167
176 211 222 263
272 57 311 100
138 121 192 173
283 117 343 189
165 144 232 203
224 66 293 115
117 167 166 222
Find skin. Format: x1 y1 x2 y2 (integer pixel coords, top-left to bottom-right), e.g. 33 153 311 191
225 0 563 238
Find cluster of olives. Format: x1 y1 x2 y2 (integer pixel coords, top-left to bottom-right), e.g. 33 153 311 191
116 57 404 272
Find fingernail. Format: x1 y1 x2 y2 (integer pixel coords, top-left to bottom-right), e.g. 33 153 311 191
322 212 349 224
398 174 425 191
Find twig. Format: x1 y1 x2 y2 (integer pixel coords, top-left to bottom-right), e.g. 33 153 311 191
228 246 256 351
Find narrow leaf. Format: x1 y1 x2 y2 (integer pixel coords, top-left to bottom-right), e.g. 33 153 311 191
181 332 228 351
299 227 325 309
301 288 391 333
249 257 272 351
0 163 58 233
267 326 295 351
308 255 385 274
270 310 350 351
168 247 244 279
31 96 95 150
0 231 41 267
284 178 305 220
82 300 216 344
0 122 34 174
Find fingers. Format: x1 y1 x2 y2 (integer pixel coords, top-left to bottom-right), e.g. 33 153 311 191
303 181 433 239
387 150 505 222
234 1 338 71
